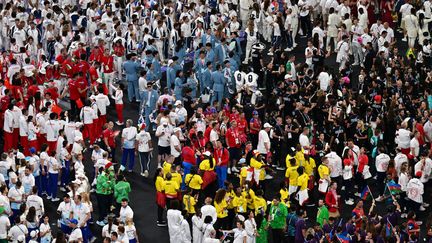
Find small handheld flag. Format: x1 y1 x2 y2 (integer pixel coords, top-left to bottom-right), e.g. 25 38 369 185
386 181 402 195
361 186 371 201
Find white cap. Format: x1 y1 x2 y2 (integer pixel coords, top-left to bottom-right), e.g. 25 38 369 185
173 127 181 133
284 74 292 79
167 59 174 66
264 123 272 128
203 151 211 156
175 100 182 106
30 230 39 238
238 158 246 164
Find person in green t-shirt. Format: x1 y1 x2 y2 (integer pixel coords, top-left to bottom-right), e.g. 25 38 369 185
268 195 288 243
96 167 115 226
256 213 269 243
316 199 329 227
114 174 131 205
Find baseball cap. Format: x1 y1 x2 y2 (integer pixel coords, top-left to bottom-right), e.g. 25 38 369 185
264 123 272 128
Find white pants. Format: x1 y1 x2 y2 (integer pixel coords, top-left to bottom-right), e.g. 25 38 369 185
243 41 253 63
155 41 165 62
291 22 299 44
114 56 123 80
408 36 416 49
104 72 115 94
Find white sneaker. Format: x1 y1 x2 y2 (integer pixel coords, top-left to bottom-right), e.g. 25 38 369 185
231 167 239 173
354 192 360 197
345 200 354 205
265 174 274 180
402 38 407 42
60 187 66 192
227 168 232 174
144 170 149 177
276 166 285 171
341 186 345 191
416 221 423 226
423 203 430 207
51 197 60 202
420 206 426 211
140 173 145 177
96 220 106 227
284 48 292 52
242 60 248 65
293 43 298 48
268 52 274 56
401 213 407 218
47 196 52 200
115 121 124 126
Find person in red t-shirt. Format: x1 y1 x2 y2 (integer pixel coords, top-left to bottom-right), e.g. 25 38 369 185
249 110 261 148
76 72 88 99
102 121 118 162
181 140 196 186
62 57 75 78
225 120 241 174
64 74 81 119
88 62 100 84
113 40 125 80
214 140 229 188
74 54 90 77
102 49 115 93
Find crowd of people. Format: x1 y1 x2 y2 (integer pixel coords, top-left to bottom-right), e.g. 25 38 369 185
0 0 431 242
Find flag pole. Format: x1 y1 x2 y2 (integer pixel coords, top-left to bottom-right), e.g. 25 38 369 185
367 185 374 201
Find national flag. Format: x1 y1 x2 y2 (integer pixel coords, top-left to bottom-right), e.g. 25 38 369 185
361 186 371 200
336 233 350 243
386 218 393 237
386 181 402 195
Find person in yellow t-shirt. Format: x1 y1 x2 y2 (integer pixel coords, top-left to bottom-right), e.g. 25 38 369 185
243 184 256 211
238 158 248 186
294 144 306 166
285 149 299 169
303 152 316 176
163 173 180 209
279 181 290 206
183 190 197 215
184 167 203 191
155 168 166 225
232 187 247 215
296 166 309 206
285 158 299 196
171 165 183 188
250 151 266 184
253 189 267 216
162 155 175 178
199 152 216 171
317 157 331 194
214 189 230 229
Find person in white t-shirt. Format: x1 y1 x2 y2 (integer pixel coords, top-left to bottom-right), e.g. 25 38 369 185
170 127 182 165
375 147 390 201
95 90 111 137
121 119 138 172
209 122 220 147
26 187 44 218
257 123 272 157
45 112 61 153
68 218 83 242
136 124 153 177
298 127 311 150
396 123 412 153
0 209 10 242
119 199 134 224
47 152 61 201
155 121 173 165
407 172 425 211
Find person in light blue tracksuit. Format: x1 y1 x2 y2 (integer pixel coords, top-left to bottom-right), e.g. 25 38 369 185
215 38 229 67
140 82 159 131
174 70 185 100
201 62 213 95
211 64 226 106
123 54 141 102
166 61 177 91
